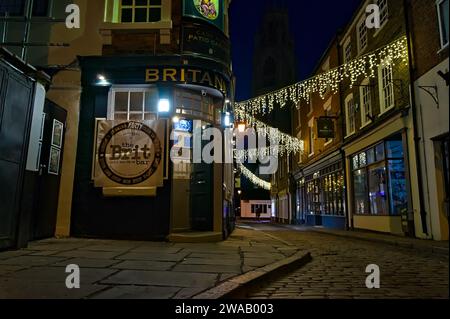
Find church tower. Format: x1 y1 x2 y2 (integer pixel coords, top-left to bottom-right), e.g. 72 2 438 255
253 5 296 97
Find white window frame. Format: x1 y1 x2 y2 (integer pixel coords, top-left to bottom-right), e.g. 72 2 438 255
323 97 333 146
344 37 352 63
378 62 395 114
107 86 158 121
359 78 372 128
345 94 356 137
357 15 368 54
308 118 315 157
437 0 449 49
103 0 172 29
378 0 389 29
119 0 163 23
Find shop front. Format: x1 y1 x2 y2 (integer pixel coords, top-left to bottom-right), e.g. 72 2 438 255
348 133 410 235
295 151 346 229
71 55 234 241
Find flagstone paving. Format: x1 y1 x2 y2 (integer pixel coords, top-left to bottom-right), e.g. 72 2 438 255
0 227 301 299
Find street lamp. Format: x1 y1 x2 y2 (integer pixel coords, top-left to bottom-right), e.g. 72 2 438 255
237 122 246 133
158 98 170 113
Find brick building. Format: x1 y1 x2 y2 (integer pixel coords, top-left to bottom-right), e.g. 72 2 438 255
292 37 346 229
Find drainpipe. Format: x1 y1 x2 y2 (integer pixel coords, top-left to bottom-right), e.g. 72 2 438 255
403 0 429 236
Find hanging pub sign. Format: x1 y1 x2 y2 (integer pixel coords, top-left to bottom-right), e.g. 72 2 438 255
183 0 224 32
94 121 165 188
317 117 336 139
182 24 231 65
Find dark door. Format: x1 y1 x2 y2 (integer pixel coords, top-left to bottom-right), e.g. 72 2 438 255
190 127 214 231
30 100 67 240
0 64 34 250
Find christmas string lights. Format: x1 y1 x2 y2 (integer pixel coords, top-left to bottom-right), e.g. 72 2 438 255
238 163 272 191
234 108 305 157
235 36 408 115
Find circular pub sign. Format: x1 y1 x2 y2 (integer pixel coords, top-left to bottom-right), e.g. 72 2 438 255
98 122 162 185
194 0 219 20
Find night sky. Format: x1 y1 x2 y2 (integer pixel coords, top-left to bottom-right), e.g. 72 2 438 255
229 0 363 102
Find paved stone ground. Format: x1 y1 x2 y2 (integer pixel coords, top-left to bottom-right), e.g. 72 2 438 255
0 227 300 299
242 223 449 299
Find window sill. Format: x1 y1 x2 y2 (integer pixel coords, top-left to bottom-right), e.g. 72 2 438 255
378 105 395 117
437 43 449 54
372 20 388 38
324 140 333 147
360 121 372 129
101 21 173 31
345 132 355 139
308 153 315 158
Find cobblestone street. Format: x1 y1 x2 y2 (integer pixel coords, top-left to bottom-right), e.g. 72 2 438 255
242 223 449 299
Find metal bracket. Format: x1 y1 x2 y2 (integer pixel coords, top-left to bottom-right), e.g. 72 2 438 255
418 86 439 109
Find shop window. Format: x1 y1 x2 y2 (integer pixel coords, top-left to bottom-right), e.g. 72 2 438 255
368 164 388 215
437 0 449 48
351 135 407 216
120 0 162 23
378 62 395 113
388 160 407 216
109 88 158 121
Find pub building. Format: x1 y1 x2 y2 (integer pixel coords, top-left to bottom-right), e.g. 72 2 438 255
70 0 236 242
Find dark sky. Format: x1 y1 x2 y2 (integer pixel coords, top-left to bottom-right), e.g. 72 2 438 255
229 0 363 101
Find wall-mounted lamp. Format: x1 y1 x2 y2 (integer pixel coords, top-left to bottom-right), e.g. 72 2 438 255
158 98 171 113
237 122 246 133
97 74 110 86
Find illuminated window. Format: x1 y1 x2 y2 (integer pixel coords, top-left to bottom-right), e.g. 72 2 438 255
309 124 315 156
109 88 159 121
378 62 394 113
120 0 162 23
437 0 449 48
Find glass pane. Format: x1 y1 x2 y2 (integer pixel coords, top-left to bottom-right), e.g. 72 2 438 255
388 160 407 216
353 169 368 215
115 92 129 112
440 0 449 45
368 165 388 215
367 148 376 164
33 0 49 16
150 0 162 5
145 90 159 113
149 8 161 22
135 0 147 5
352 155 359 170
0 0 25 16
144 113 157 121
135 8 147 22
376 143 385 161
129 113 143 121
386 139 404 158
122 0 133 5
359 152 367 167
130 92 144 112
114 113 128 121
121 8 133 22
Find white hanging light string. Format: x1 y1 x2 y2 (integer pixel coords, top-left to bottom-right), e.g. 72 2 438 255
235 36 408 116
238 163 271 191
